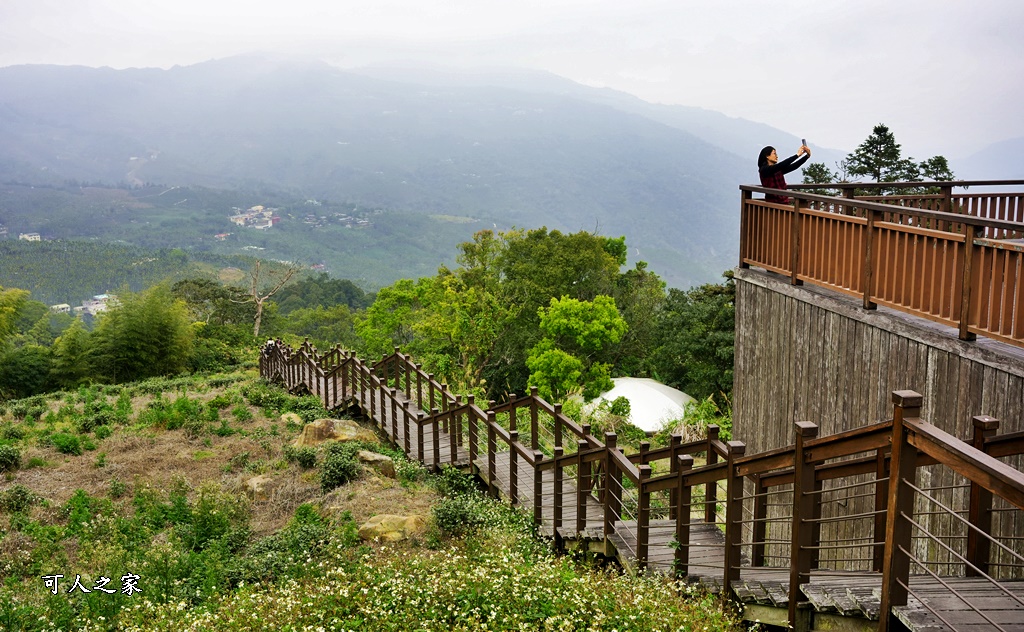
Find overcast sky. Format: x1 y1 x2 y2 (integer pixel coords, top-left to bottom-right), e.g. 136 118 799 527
2 0 1021 160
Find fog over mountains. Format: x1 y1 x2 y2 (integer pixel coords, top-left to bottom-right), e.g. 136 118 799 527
6 55 1008 288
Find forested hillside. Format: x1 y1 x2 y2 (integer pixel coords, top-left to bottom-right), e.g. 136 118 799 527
0 239 253 306
0 182 493 290
0 57 759 287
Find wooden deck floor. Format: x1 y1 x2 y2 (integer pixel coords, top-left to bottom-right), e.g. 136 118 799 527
287 369 1024 632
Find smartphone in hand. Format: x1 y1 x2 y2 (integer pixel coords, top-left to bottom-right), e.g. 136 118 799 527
801 138 807 147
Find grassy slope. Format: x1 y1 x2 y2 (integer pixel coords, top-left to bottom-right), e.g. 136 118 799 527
0 372 744 631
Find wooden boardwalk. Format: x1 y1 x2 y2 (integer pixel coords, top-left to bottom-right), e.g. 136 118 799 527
262 342 1024 632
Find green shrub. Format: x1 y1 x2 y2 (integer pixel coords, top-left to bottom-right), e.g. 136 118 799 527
284 395 328 423
109 477 129 499
232 404 253 423
9 401 29 419
94 424 113 440
284 445 317 469
1 423 26 440
432 493 487 537
0 444 21 471
241 381 289 411
174 483 251 552
51 433 82 456
0 484 37 513
434 465 479 497
320 443 360 492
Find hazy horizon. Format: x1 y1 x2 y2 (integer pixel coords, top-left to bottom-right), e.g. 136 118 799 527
2 0 1022 161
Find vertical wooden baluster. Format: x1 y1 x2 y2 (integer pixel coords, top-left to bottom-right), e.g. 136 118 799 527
637 465 652 571
675 454 694 578
967 415 998 577
878 390 923 632
788 421 819 632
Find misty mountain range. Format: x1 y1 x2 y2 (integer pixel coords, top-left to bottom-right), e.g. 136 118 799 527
0 55 1017 288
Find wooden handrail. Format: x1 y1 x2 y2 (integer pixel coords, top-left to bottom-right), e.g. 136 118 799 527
262 341 1024 630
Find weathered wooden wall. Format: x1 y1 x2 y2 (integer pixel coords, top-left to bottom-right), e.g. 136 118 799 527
734 267 1024 577
735 267 1024 454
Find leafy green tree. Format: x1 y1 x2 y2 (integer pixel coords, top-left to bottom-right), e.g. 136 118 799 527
172 278 253 326
0 286 30 349
846 124 915 183
280 304 358 350
0 344 53 399
50 318 93 388
919 155 956 182
610 261 666 376
273 273 372 314
800 162 842 195
355 278 428 360
651 272 735 404
90 285 194 383
526 295 626 402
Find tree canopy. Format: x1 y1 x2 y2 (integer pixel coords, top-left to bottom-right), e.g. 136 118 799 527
802 123 955 194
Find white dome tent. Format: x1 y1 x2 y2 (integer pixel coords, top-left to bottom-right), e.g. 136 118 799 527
588 377 695 433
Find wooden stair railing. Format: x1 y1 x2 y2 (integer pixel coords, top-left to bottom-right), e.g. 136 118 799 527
261 340 1024 631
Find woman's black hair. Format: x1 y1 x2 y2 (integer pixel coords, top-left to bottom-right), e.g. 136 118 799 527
757 146 776 169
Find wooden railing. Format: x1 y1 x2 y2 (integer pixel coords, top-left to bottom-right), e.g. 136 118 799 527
740 181 1024 347
260 340 1024 630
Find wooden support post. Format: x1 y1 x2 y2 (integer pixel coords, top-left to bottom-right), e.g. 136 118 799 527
416 411 426 465
533 450 544 528
669 435 682 521
415 364 422 410
788 421 819 632
959 224 978 341
637 465 652 570
428 374 435 415
577 439 589 534
530 386 540 451
467 396 477 470
873 447 889 572
431 410 440 472
739 189 752 268
751 474 767 567
790 197 803 286
723 440 747 597
675 455 694 578
402 401 412 455
863 208 877 309
604 433 620 542
554 403 563 450
404 357 412 400
705 425 720 524
509 430 519 506
390 388 399 448
878 390 923 632
967 415 999 577
553 446 565 546
487 411 498 499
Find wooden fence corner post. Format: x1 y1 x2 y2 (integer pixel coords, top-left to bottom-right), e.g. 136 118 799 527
790 197 804 286
788 421 819 632
723 440 746 597
740 189 752 269
958 224 978 341
863 208 877 309
604 433 620 545
533 449 544 529
487 411 498 499
967 415 999 577
576 439 589 534
705 425 720 524
675 454 694 579
879 390 923 632
637 464 652 571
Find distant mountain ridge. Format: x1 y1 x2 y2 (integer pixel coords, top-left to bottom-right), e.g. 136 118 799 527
0 55 842 287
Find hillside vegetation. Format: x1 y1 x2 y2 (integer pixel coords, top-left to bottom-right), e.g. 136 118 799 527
0 57 758 287
0 373 744 631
